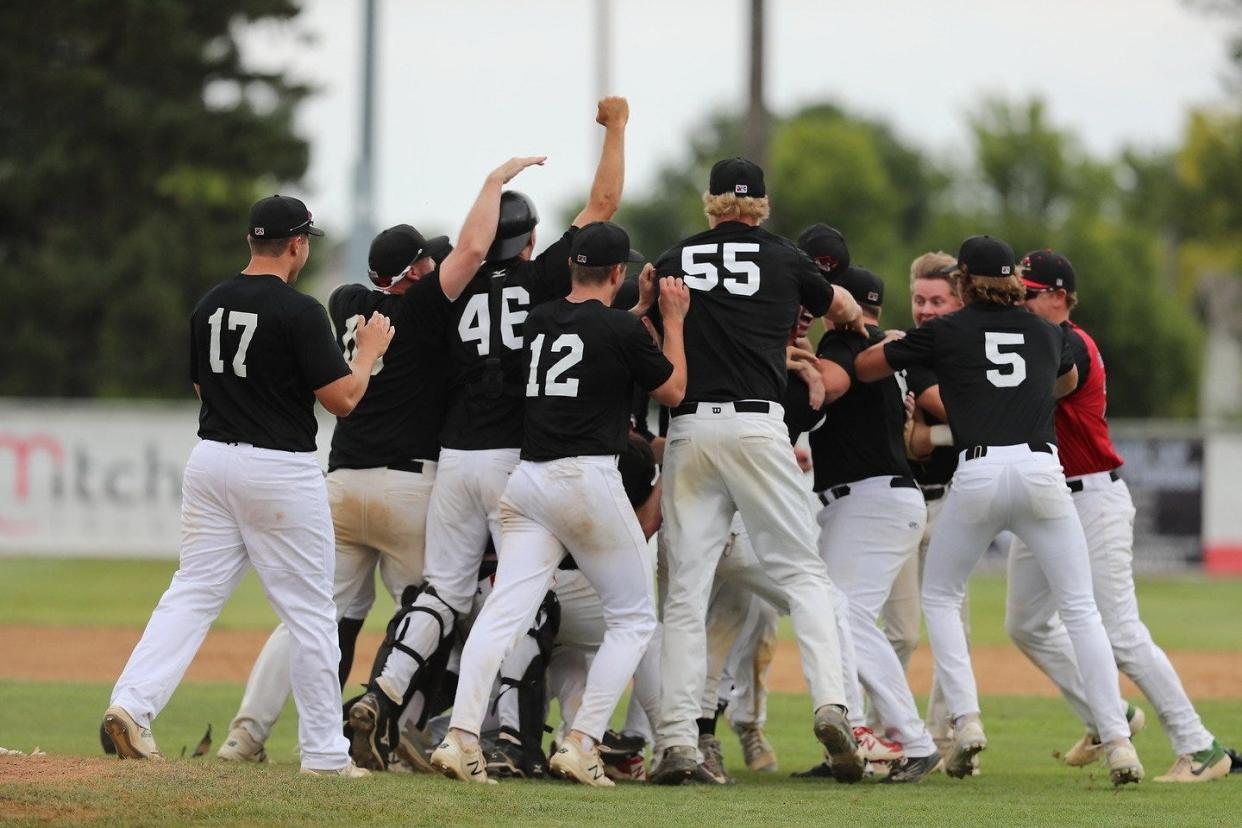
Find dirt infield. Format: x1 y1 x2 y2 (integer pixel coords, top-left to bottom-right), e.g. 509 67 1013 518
2 624 1238 698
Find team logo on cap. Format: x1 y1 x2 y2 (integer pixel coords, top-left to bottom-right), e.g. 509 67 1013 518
867 291 880 302
735 184 748 194
1001 265 1012 275
576 254 587 263
253 227 265 236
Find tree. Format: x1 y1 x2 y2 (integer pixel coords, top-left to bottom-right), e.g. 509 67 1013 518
0 1 312 397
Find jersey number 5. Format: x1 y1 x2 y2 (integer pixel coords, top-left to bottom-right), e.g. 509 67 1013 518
681 243 761 295
525 333 583 398
207 308 258 377
985 331 1026 387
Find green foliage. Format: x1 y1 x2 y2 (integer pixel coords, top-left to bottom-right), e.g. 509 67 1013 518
0 1 312 398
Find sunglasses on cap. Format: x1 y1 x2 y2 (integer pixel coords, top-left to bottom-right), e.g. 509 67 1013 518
1024 287 1058 301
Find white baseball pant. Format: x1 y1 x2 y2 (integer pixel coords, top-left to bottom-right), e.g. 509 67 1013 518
657 390 852 754
378 447 519 696
229 464 435 743
450 456 657 741
109 440 349 771
922 444 1129 743
720 592 779 728
817 476 936 756
1005 474 1215 755
879 491 963 740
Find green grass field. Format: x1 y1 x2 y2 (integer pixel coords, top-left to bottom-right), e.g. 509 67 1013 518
1 558 1239 826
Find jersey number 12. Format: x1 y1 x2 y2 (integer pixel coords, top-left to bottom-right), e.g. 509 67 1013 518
525 333 583 398
207 308 258 377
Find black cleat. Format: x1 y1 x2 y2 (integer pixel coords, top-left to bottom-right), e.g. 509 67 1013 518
792 761 835 779
882 751 943 784
347 691 393 771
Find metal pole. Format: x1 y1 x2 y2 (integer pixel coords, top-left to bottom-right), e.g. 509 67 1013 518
745 0 768 168
347 0 378 283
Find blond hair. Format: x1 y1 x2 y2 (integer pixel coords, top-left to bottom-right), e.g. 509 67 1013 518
703 191 771 224
962 273 1025 306
909 251 961 297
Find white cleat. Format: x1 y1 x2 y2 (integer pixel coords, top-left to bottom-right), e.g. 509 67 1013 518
102 705 164 761
945 718 986 779
550 739 615 787
1107 741 1144 786
429 731 496 784
217 727 267 763
299 759 370 778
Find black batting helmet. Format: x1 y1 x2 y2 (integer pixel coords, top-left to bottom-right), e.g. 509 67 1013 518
487 191 539 262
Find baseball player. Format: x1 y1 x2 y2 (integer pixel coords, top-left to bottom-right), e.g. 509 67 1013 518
650 157 868 785
430 221 690 786
349 98 632 771
103 196 392 777
214 223 459 764
854 234 1145 786
1006 249 1230 782
811 265 943 783
879 252 970 760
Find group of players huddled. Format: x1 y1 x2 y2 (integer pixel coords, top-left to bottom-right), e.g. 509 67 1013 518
101 97 1237 788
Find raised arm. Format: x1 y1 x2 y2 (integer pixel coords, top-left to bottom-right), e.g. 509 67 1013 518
437 155 546 302
573 97 628 227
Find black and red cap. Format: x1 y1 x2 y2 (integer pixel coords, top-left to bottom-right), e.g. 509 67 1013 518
249 195 323 239
797 223 851 276
1019 249 1076 292
957 234 1014 278
709 157 766 198
569 221 644 268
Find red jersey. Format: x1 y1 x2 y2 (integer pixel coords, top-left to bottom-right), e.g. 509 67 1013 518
1055 321 1123 477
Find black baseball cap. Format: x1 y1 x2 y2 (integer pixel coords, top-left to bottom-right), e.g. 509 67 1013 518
709 157 766 198
570 221 643 267
797 223 851 275
833 265 885 308
1019 249 1076 292
957 235 1015 278
422 235 453 266
368 224 428 277
249 195 324 239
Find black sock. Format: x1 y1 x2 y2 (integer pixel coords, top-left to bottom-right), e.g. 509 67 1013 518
697 717 717 737
337 616 366 689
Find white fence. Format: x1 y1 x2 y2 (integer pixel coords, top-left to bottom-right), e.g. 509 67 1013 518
1 400 1239 571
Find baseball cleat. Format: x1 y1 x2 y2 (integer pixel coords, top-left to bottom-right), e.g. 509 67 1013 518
687 761 730 785
216 726 267 763
430 731 496 784
853 726 904 763
599 729 647 756
550 739 615 787
1064 703 1147 767
649 745 697 785
882 750 943 784
813 704 864 784
602 751 647 782
698 734 734 783
299 759 371 778
945 717 986 779
1106 741 1144 786
346 691 392 771
732 721 779 772
791 760 834 779
102 705 164 761
1154 740 1230 783
485 730 534 780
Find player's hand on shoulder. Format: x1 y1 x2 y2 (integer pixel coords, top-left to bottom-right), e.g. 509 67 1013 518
881 329 906 343
491 155 547 185
596 96 629 128
634 263 657 314
354 311 396 357
786 344 817 369
657 276 690 321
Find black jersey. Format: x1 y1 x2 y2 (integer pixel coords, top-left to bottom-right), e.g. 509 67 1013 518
811 325 911 490
654 221 833 404
521 299 673 462
325 275 451 471
903 365 958 486
190 273 349 452
883 303 1074 449
439 229 577 451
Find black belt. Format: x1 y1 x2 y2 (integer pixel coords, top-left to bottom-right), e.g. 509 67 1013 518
671 400 771 418
921 484 947 502
1067 470 1120 493
962 443 1053 461
387 459 427 474
817 476 917 505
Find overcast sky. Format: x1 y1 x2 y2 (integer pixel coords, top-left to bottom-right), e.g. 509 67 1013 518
239 0 1232 256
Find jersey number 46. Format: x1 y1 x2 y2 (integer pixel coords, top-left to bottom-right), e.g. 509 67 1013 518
458 287 530 355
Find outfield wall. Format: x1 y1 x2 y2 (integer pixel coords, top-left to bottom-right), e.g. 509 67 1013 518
0 400 1238 571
